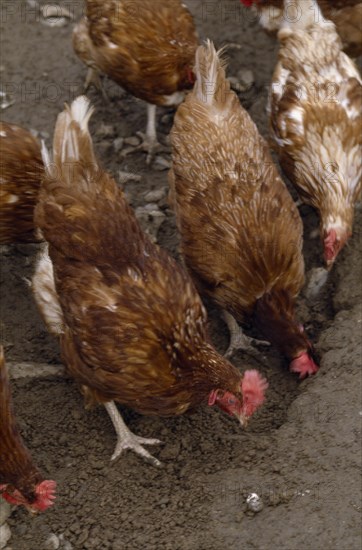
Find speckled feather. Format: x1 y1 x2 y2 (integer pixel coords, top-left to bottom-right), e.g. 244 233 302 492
269 7 362 238
73 0 198 105
0 123 43 244
169 42 308 361
245 0 362 57
34 97 244 417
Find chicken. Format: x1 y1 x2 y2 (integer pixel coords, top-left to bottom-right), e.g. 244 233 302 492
240 0 362 58
0 122 43 244
72 0 198 163
0 347 56 511
32 95 268 466
169 40 318 378
268 0 362 272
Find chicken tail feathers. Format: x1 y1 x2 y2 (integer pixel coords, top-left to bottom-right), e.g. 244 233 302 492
36 96 146 265
41 95 96 182
194 39 229 108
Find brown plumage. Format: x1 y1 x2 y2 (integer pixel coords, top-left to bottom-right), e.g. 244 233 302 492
0 347 56 511
241 0 362 57
169 41 318 378
72 0 199 160
33 96 268 465
268 0 362 268
0 122 43 244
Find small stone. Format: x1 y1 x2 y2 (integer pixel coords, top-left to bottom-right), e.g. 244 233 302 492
45 534 60 550
0 501 11 525
153 156 171 171
118 171 142 184
96 123 115 138
113 137 124 153
124 136 140 147
246 493 263 513
0 523 11 549
237 68 255 90
144 187 167 203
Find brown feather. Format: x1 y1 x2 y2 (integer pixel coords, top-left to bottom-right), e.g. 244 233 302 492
0 122 43 244
72 0 198 105
170 42 308 361
34 97 244 418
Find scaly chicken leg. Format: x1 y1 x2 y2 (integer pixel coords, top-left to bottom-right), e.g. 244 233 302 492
104 401 162 467
222 311 270 359
122 103 170 165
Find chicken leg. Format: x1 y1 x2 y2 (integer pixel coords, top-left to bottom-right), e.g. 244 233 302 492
104 401 162 467
121 103 170 165
222 310 270 359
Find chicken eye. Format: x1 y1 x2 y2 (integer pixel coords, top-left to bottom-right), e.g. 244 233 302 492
228 397 236 405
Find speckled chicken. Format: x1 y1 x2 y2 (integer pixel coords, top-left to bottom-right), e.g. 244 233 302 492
32 96 268 466
72 0 198 163
0 347 56 511
169 41 318 378
268 0 362 270
0 122 43 244
240 0 362 58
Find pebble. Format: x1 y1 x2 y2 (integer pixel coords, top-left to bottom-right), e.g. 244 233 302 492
113 137 124 153
237 68 255 90
95 123 115 138
144 187 167 203
0 501 11 525
246 493 264 513
153 156 171 171
118 170 141 184
0 524 11 549
45 534 60 550
123 136 140 147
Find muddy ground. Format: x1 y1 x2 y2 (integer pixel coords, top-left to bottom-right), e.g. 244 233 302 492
0 1 361 549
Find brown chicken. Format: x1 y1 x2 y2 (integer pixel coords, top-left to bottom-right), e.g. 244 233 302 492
0 347 56 511
0 122 43 244
72 0 198 163
240 0 362 57
169 40 318 378
32 96 268 466
268 0 362 271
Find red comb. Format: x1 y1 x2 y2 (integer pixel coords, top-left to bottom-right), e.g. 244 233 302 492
240 0 258 6
241 370 268 416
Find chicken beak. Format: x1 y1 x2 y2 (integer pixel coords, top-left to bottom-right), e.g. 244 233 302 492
237 411 249 428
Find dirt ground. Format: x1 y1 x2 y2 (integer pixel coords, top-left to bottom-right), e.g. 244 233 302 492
0 1 361 549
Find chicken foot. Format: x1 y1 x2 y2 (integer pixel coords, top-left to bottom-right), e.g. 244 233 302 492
104 401 162 467
222 311 270 359
121 103 170 165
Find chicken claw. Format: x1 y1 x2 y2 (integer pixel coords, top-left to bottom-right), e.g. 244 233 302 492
104 401 162 467
222 311 270 359
121 103 170 165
